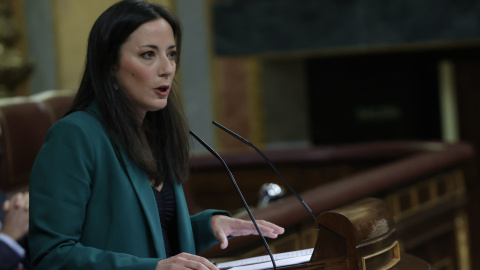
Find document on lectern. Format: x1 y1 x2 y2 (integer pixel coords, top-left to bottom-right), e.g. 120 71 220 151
217 248 313 270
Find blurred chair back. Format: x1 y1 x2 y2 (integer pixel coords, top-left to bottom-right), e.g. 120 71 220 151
0 90 76 193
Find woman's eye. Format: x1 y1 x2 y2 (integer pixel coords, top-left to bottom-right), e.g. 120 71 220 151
141 51 155 59
168 51 176 60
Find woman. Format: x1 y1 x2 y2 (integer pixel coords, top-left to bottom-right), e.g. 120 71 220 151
28 1 284 269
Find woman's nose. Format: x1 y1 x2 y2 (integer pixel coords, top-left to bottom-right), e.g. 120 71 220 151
158 56 175 77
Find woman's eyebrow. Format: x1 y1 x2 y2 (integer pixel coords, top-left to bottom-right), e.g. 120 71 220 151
142 44 159 50
141 44 176 50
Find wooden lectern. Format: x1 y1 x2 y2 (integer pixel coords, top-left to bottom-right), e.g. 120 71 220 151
265 198 432 270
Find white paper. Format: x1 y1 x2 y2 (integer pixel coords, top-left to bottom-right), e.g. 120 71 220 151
217 248 313 270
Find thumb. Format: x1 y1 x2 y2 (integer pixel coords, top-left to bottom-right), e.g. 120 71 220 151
216 230 229 249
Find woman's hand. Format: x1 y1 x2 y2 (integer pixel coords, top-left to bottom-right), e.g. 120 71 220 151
211 215 285 249
156 252 218 270
1 192 30 241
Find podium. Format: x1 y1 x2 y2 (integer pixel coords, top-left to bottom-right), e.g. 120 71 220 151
307 197 431 269
220 198 432 270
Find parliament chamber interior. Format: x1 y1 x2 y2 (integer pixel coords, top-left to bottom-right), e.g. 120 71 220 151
1 0 480 269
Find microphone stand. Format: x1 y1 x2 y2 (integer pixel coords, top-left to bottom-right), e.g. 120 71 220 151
212 121 317 221
189 131 277 270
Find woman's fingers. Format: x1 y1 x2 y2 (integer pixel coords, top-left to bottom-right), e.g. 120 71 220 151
2 199 10 212
24 192 29 211
211 215 285 251
2 192 29 212
229 219 285 238
257 220 285 236
156 252 218 270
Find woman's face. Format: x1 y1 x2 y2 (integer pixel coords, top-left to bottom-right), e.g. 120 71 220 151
115 18 177 119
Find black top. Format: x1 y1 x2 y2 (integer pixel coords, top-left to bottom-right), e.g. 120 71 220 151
151 180 179 257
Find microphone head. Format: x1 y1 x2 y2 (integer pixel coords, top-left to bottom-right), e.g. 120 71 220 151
257 183 286 208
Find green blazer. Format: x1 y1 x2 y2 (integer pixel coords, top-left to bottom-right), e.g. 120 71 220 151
29 104 228 270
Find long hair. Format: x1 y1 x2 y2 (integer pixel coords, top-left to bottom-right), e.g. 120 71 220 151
67 0 189 185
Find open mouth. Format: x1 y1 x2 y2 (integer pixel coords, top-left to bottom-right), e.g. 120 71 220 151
157 86 169 92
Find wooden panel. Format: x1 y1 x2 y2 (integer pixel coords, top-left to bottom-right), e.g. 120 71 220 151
193 142 475 270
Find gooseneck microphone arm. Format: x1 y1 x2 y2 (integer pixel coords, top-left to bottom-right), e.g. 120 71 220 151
212 121 318 222
189 131 277 270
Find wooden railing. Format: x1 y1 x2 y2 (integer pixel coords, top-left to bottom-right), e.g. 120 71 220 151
188 142 476 270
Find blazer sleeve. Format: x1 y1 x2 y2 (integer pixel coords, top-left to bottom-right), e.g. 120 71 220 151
29 119 159 270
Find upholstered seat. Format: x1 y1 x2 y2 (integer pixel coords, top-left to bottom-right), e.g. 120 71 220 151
0 90 76 193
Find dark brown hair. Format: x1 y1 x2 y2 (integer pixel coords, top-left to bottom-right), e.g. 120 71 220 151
67 0 189 185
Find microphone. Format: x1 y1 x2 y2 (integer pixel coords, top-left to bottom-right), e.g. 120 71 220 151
189 130 277 270
212 121 317 221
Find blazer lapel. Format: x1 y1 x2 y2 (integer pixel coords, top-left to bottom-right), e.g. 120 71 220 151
86 103 165 258
119 148 166 259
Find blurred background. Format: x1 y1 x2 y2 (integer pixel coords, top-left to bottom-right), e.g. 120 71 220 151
2 0 480 269
6 0 480 153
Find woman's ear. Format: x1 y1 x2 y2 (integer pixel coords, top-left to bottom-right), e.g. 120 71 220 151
111 61 120 76
110 66 120 90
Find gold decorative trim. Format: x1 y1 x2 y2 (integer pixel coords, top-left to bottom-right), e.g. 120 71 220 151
361 240 400 270
455 210 471 270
